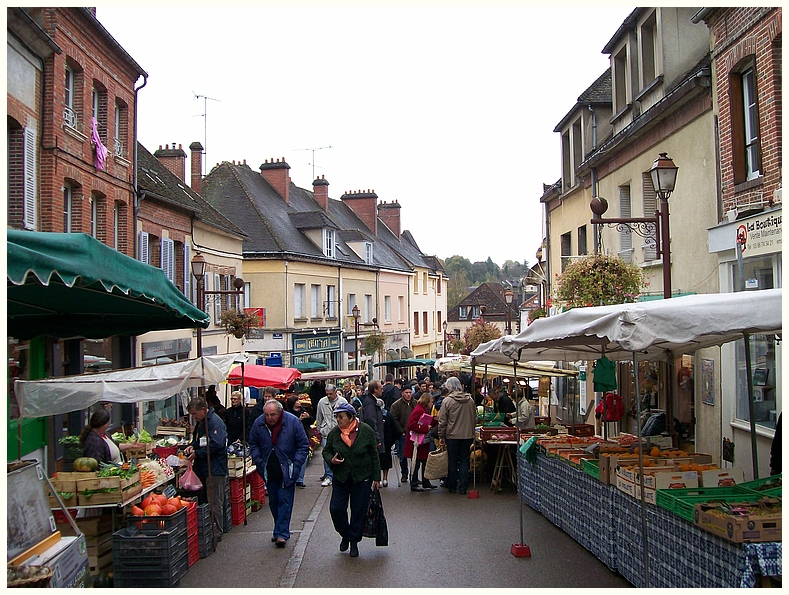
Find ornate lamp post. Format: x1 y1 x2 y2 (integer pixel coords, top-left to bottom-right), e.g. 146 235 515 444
191 252 247 357
442 320 448 356
504 289 514 335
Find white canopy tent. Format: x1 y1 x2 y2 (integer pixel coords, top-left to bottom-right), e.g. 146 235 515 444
470 288 782 587
15 354 243 418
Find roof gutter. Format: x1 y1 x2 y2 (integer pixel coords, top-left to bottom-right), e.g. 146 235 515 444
690 8 713 24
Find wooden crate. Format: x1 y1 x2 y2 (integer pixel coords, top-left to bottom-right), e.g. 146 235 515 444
49 493 78 508
125 443 153 458
76 471 140 493
156 426 188 438
77 480 142 506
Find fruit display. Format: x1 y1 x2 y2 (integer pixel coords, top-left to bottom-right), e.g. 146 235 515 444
131 493 187 516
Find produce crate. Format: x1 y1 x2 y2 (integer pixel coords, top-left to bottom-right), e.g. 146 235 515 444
739 473 782 497
582 458 600 480
112 528 188 582
229 478 252 502
655 486 763 522
156 426 188 438
127 505 187 535
567 423 595 437
251 484 266 505
153 445 179 459
231 499 246 525
248 471 265 488
185 501 198 535
77 481 142 505
188 539 200 567
694 498 782 543
114 551 188 588
49 492 78 508
125 443 154 459
479 427 518 442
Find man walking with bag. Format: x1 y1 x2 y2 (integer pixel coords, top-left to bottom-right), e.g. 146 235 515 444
315 384 348 487
437 377 476 494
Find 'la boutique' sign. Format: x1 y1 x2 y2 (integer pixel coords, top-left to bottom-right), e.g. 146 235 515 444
736 211 782 257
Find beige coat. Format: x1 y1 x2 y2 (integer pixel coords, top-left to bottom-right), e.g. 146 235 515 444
437 391 477 440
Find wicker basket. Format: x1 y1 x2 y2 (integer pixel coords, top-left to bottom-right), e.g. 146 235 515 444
7 566 53 588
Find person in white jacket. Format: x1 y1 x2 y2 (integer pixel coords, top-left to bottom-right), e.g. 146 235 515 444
314 384 349 486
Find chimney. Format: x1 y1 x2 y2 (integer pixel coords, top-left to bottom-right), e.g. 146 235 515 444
377 199 401 237
154 143 187 182
259 158 291 203
189 141 204 195
313 175 330 211
341 189 379 235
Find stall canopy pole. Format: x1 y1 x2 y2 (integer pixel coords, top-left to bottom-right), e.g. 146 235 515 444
240 356 248 526
514 357 525 547
632 351 650 588
203 414 217 553
743 332 760 480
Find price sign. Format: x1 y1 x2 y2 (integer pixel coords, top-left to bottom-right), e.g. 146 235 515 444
163 485 177 499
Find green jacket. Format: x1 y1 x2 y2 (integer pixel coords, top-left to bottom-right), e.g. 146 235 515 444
322 421 381 484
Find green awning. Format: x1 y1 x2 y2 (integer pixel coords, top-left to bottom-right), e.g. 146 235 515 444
293 361 329 372
8 230 210 340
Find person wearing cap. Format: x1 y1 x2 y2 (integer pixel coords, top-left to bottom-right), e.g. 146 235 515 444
323 401 381 558
249 399 310 548
315 383 349 487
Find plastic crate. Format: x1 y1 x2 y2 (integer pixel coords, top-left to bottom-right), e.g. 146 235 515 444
229 479 251 502
231 500 246 525
114 551 187 588
112 528 188 567
738 473 782 497
655 486 763 521
582 458 600 480
127 506 187 535
188 540 200 567
248 472 265 489
152 445 179 459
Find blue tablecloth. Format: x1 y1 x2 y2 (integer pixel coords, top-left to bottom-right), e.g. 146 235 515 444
518 451 781 587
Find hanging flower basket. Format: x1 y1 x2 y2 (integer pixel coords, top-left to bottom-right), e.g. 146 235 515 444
220 308 261 339
555 253 646 309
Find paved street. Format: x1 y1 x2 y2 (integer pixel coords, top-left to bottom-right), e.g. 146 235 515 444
180 454 631 589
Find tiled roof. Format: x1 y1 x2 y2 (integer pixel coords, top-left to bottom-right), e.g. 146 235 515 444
289 211 338 230
136 143 246 238
578 69 612 104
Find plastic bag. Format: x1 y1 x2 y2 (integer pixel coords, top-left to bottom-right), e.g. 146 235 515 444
179 460 203 491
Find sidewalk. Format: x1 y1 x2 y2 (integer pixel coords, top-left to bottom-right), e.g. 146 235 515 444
180 452 631 588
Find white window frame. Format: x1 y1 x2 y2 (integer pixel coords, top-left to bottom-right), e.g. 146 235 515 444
311 284 322 318
365 294 373 323
459 306 468 320
385 295 392 322
161 237 175 282
323 228 335 259
618 184 633 262
294 283 306 319
326 285 337 318
183 243 191 297
114 104 122 157
92 88 99 121
138 230 149 263
65 66 74 109
89 196 97 237
742 67 761 180
364 242 373 265
347 293 357 315
398 296 405 322
23 127 36 230
63 184 73 233
213 273 222 324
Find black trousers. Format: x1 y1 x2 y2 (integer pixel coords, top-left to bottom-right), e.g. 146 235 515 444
329 476 373 543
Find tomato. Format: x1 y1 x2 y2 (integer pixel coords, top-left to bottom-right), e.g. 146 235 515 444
130 505 144 516
144 504 162 516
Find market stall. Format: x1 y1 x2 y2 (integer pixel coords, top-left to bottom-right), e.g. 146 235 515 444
472 289 782 588
226 363 301 389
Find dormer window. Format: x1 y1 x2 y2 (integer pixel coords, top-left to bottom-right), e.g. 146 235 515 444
364 242 373 264
323 228 336 259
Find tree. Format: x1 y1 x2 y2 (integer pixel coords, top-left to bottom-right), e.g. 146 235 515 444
460 319 502 355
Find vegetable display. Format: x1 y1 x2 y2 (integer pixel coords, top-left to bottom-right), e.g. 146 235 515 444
73 457 99 472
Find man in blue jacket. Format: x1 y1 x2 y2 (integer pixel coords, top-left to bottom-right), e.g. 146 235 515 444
249 399 310 548
185 396 228 544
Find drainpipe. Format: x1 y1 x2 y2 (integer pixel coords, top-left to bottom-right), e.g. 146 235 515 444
131 72 148 376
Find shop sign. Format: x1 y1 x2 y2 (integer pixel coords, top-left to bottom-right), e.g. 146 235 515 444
142 338 191 360
293 333 340 356
736 211 782 258
579 365 587 415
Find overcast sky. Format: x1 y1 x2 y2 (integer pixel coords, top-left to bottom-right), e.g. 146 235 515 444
97 4 633 266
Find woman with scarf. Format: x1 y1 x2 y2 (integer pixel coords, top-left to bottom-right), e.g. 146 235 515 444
404 392 438 491
323 401 381 558
79 409 140 464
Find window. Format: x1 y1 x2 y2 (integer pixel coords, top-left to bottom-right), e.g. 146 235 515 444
365 294 373 323
114 104 122 157
323 228 335 258
642 173 658 260
561 130 572 192
23 127 36 230
364 242 373 265
413 312 419 335
183 243 191 297
423 272 428 294
577 225 587 256
213 273 222 324
413 275 418 294
742 67 761 180
161 237 175 282
613 46 628 114
92 88 99 120
618 184 633 262
398 296 404 322
731 63 762 184
560 232 572 272
437 277 442 294
347 292 357 316
459 306 468 320
472 305 480 319
113 203 120 250
294 284 306 318
326 285 336 318
639 11 657 87
63 65 79 130
63 184 74 232
437 311 442 333
423 312 429 335
138 231 149 263
572 119 583 178
312 285 322 318
734 333 778 430
89 196 97 237
385 296 392 322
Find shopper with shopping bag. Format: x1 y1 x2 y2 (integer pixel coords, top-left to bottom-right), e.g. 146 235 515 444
437 376 477 494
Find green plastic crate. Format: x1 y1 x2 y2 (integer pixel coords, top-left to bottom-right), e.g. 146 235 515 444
739 473 782 497
582 458 599 480
655 486 764 522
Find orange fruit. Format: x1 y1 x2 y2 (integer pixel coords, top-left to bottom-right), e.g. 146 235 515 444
131 505 144 516
144 504 162 516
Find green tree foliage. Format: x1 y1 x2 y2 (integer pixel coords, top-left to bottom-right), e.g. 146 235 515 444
554 253 646 308
444 255 532 308
460 319 502 355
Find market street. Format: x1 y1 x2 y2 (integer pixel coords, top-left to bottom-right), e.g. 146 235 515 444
179 454 631 589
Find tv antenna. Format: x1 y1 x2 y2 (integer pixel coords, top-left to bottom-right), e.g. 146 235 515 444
193 92 220 176
294 145 333 181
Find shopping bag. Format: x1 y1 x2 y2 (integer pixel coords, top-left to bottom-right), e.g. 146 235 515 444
375 493 388 547
424 446 448 480
179 460 203 491
362 487 381 539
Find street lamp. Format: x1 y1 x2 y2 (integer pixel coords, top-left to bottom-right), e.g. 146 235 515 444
590 152 678 300
442 320 448 356
503 289 514 335
191 252 247 358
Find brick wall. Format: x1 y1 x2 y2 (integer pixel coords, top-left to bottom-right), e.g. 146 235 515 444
341 190 379 235
707 7 782 215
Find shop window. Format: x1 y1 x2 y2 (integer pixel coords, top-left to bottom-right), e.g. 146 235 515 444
734 333 779 430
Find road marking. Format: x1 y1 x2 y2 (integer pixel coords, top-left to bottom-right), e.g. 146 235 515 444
279 487 331 588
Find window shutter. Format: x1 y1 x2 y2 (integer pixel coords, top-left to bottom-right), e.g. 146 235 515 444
641 173 657 260
23 127 37 230
160 238 175 282
618 186 632 262
214 273 221 323
138 231 149 263
183 244 191 297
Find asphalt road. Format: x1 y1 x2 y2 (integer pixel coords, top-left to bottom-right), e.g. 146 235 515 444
179 453 632 589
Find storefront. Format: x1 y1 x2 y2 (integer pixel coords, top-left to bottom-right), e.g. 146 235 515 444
292 331 342 371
